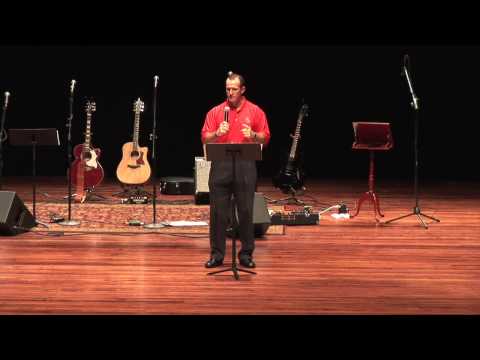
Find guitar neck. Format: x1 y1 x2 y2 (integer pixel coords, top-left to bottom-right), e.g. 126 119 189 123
84 113 92 150
289 114 304 159
132 113 140 150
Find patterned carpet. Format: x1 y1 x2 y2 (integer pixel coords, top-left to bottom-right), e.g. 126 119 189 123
26 202 284 235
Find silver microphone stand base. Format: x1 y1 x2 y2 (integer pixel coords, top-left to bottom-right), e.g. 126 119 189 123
143 223 165 229
58 220 81 226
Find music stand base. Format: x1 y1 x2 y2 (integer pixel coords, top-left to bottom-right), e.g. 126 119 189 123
58 220 81 226
350 190 384 222
208 266 256 280
384 207 440 229
144 223 164 229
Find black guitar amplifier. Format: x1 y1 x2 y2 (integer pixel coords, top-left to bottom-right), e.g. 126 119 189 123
159 176 195 195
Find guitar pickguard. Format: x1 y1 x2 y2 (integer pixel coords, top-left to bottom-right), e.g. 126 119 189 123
136 152 145 165
84 149 98 169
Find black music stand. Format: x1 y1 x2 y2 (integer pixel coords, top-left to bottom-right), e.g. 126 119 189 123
8 128 60 228
205 143 262 280
351 122 393 222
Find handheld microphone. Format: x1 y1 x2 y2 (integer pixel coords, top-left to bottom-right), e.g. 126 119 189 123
70 79 76 95
224 106 230 123
4 91 10 108
154 75 159 88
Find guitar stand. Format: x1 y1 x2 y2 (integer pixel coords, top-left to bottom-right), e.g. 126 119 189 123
113 185 153 199
268 186 306 205
64 188 107 202
84 189 107 201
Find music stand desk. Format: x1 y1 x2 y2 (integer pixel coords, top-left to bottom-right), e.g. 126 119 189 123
205 143 262 162
8 128 60 147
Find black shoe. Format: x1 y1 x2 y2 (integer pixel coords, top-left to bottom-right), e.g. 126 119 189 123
239 257 256 268
205 258 224 268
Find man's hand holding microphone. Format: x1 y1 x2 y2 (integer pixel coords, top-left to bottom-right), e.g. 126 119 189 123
216 120 229 137
216 106 230 137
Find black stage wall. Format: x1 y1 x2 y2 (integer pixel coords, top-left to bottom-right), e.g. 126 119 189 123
1 45 478 181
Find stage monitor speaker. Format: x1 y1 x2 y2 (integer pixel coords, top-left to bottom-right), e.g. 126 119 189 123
0 191 36 235
253 192 271 238
227 192 271 238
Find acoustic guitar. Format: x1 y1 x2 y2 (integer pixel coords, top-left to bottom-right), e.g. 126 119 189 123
273 103 308 194
116 98 151 185
71 100 104 203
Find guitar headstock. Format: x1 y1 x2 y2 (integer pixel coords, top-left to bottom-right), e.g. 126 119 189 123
300 103 309 117
85 100 96 114
134 98 145 114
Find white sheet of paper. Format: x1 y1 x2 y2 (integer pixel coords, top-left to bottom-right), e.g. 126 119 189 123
163 221 209 226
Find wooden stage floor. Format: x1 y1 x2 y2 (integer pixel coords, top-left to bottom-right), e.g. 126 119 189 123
0 176 479 314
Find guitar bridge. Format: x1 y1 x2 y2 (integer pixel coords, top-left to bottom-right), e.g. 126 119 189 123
127 164 140 169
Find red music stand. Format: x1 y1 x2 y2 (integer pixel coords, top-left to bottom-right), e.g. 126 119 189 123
351 122 393 222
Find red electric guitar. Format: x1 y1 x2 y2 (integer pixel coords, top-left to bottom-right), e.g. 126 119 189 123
71 100 104 203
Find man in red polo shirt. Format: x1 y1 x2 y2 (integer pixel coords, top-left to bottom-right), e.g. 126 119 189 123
201 71 271 269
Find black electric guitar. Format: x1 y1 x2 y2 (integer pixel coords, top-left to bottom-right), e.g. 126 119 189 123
273 104 308 194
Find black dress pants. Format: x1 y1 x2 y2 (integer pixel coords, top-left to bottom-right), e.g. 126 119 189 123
208 159 257 261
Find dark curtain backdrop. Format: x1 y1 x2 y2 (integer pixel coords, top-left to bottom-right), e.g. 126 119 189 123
1 45 478 181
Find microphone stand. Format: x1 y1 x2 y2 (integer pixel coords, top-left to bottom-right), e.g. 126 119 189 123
145 75 164 229
59 80 80 226
384 57 440 229
0 92 9 190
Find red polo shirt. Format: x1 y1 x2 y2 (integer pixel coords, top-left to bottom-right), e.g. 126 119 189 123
201 98 271 145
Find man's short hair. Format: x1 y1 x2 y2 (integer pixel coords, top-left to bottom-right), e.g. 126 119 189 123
227 71 246 87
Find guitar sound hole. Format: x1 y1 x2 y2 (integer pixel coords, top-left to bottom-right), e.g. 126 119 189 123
131 151 139 157
83 152 92 160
